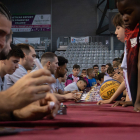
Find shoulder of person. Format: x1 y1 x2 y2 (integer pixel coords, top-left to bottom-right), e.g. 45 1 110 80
67 74 73 80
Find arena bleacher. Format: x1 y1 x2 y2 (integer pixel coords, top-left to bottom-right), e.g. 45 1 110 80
55 42 123 74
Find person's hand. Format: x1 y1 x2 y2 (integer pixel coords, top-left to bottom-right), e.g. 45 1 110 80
134 102 140 112
75 92 82 100
71 90 78 94
121 97 126 101
112 101 126 107
40 93 60 118
97 99 112 105
113 73 124 83
64 92 77 100
13 93 60 121
112 101 133 107
81 74 87 78
0 69 56 112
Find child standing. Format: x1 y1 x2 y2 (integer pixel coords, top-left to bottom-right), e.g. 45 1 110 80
97 12 132 106
87 68 96 87
113 61 120 74
93 65 100 77
101 65 106 74
65 64 80 86
117 0 140 111
81 69 87 78
65 64 88 86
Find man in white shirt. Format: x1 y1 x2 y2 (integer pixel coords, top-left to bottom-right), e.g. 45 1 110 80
6 43 36 88
5 43 36 86
0 46 24 91
40 53 77 101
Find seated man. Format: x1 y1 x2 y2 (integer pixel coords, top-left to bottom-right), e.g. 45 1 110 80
6 44 36 88
2 46 59 121
53 56 78 100
34 53 77 101
0 46 24 91
58 73 67 94
57 69 71 94
64 79 87 92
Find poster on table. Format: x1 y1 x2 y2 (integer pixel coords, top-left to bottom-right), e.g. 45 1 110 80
13 37 40 44
11 14 51 32
71 36 89 43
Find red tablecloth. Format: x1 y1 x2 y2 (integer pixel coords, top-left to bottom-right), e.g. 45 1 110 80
0 102 140 140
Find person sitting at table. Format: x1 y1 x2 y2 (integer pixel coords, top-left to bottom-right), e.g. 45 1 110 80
57 72 67 94
0 46 59 121
4 48 59 121
34 53 77 101
64 78 87 92
0 46 24 91
57 69 72 94
5 44 37 88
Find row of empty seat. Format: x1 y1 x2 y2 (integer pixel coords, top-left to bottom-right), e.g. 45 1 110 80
55 42 124 75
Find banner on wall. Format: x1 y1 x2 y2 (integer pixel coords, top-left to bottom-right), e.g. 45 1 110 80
12 14 51 32
13 37 40 44
71 36 89 43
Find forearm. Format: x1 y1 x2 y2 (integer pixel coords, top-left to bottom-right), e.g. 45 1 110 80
125 91 130 101
54 93 66 101
64 91 71 94
58 89 65 95
123 101 133 106
109 81 126 102
123 89 127 96
0 89 15 113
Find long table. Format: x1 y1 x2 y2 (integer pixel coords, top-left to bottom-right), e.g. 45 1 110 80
0 102 140 140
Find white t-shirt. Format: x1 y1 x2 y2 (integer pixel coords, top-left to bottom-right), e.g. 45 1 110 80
0 76 7 91
121 44 132 101
64 82 79 92
104 75 112 81
31 68 61 93
72 75 79 82
5 64 27 88
51 75 62 92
